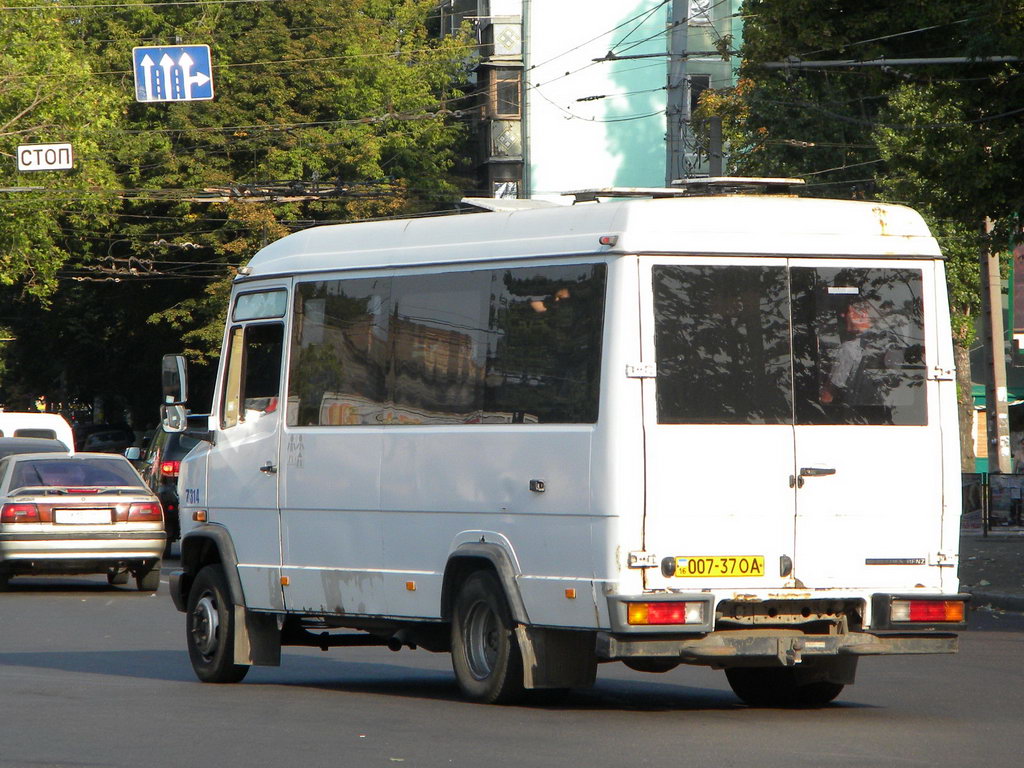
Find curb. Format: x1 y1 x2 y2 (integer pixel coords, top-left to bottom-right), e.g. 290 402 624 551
966 590 1024 614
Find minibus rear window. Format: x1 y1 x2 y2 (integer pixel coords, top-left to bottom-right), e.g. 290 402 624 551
653 264 927 426
792 267 926 426
654 265 793 424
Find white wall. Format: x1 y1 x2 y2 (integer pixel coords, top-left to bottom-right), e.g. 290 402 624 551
525 1 669 200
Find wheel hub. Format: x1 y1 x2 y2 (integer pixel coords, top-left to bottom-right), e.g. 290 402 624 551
191 594 220 657
465 601 500 680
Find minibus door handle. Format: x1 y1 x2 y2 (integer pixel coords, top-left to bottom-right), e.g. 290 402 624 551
259 462 278 475
791 467 835 488
800 467 836 477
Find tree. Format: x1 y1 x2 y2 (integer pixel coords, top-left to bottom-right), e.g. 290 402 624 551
0 0 474 423
697 0 1024 468
0 0 121 301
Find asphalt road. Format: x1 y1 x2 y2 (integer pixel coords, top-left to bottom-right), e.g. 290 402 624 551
1 568 1022 768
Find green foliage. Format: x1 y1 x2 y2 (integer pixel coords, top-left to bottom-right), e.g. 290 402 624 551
0 0 121 300
0 0 474 419
697 0 1024 339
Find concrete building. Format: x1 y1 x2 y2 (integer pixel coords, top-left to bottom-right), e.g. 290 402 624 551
439 0 742 200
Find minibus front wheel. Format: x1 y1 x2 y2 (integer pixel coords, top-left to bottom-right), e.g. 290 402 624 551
186 564 249 684
450 570 525 704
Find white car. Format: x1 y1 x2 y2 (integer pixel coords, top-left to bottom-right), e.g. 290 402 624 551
0 453 164 591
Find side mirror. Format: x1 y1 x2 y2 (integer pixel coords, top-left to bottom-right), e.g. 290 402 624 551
161 404 187 433
124 446 142 461
162 354 188 405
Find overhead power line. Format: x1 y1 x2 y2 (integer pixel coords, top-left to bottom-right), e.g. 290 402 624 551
761 56 1020 70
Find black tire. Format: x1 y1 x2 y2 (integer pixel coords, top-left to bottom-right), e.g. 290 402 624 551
186 564 249 683
134 560 161 592
106 567 129 586
0 572 10 591
726 667 844 708
450 570 525 704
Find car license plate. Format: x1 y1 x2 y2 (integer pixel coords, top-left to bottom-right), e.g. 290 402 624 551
672 556 764 577
54 508 112 525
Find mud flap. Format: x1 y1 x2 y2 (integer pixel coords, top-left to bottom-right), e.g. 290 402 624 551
234 607 282 667
515 626 597 689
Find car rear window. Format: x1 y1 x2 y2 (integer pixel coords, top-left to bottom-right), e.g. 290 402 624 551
10 458 144 490
170 433 200 456
13 428 57 440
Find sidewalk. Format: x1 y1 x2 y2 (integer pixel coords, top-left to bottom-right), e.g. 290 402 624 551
959 525 1024 613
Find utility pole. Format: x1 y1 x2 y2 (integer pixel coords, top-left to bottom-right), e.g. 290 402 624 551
708 115 723 176
981 216 1012 473
665 0 688 184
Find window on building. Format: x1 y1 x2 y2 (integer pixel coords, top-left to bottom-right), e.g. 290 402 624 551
689 0 713 25
690 74 711 115
490 68 521 118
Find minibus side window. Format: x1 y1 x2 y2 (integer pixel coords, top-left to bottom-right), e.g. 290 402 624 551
288 279 390 426
484 264 606 423
653 265 793 424
389 271 490 423
221 323 284 429
287 265 606 426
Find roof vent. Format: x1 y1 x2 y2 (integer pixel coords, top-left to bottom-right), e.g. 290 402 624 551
565 177 805 204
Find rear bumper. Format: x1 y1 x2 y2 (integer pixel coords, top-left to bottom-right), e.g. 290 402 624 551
598 629 959 666
0 531 165 564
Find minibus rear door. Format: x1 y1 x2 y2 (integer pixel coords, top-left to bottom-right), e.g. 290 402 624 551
639 258 797 591
788 260 942 590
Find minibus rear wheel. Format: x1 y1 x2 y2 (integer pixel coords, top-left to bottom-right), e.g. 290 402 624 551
186 564 249 684
725 667 843 707
451 570 525 704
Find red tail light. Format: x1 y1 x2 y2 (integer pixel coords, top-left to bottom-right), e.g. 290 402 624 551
627 601 706 625
891 599 965 623
159 460 181 478
127 502 163 522
2 503 40 523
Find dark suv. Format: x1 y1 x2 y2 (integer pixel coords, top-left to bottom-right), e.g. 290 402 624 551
126 427 200 554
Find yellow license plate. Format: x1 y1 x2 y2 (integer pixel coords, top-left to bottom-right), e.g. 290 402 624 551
673 556 765 578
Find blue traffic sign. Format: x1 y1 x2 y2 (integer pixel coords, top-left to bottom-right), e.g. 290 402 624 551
132 45 214 103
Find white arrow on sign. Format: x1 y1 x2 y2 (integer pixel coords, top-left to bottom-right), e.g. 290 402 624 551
159 53 177 99
139 54 156 101
178 51 211 100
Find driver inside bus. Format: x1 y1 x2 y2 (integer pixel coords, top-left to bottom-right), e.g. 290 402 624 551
820 298 874 405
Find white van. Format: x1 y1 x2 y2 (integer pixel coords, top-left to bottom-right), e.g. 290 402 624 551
0 412 74 452
164 180 968 706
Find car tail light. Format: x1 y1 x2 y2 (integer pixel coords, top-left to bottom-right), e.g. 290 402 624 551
2 503 40 523
67 488 101 495
890 599 965 623
128 502 163 522
160 460 181 478
627 601 706 626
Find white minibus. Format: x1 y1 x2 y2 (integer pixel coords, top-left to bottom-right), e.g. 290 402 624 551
164 180 968 706
0 412 75 452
